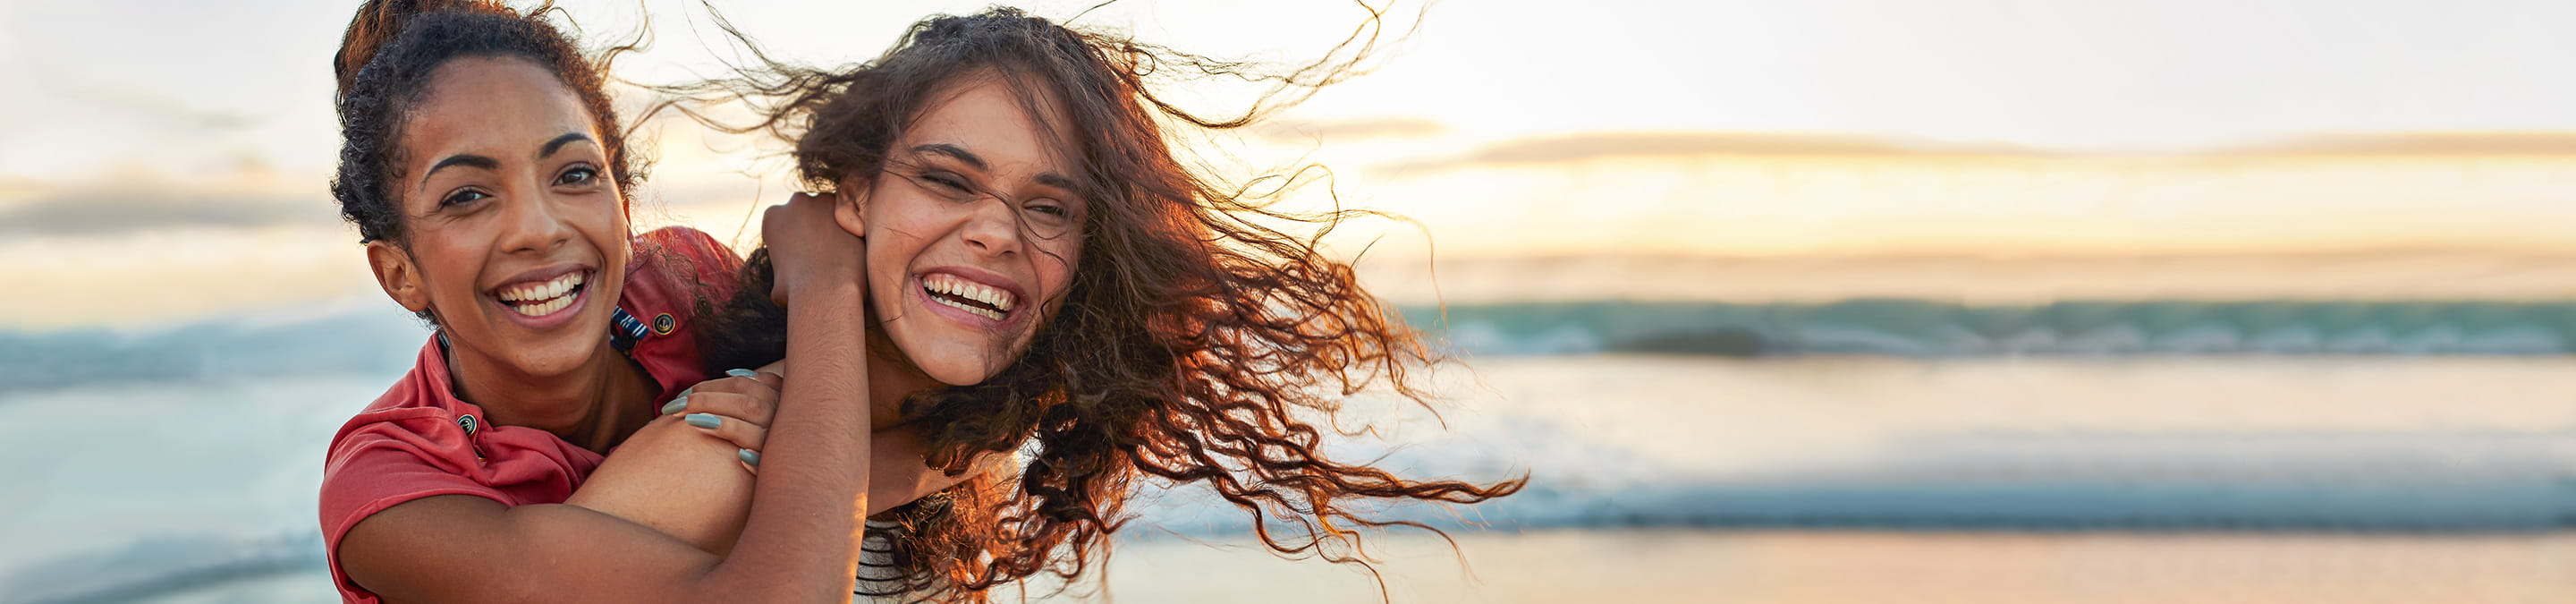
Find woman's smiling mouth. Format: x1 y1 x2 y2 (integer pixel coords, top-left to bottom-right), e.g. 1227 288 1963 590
921 271 1017 320
493 269 590 318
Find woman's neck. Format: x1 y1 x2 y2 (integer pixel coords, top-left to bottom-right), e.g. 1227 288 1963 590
861 328 939 429
447 336 657 452
749 332 926 430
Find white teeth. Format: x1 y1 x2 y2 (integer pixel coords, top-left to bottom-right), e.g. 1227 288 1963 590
543 272 583 299
504 272 581 302
930 295 1005 320
496 271 586 316
921 273 1016 315
507 292 573 317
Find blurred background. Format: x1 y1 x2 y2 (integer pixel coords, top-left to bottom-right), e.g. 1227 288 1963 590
7 0 2576 601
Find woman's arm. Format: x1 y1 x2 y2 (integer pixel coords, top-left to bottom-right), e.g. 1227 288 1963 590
336 195 881 603
564 380 979 556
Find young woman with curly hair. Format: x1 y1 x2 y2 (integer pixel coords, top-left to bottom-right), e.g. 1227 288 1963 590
668 6 1530 600
315 2 975 602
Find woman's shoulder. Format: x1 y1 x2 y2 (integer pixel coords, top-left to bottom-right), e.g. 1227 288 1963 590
319 338 499 572
617 225 744 398
630 225 744 292
623 225 743 327
320 337 599 530
320 351 601 603
326 337 470 455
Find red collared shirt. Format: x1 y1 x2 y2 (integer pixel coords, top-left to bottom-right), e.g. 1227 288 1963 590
317 226 740 604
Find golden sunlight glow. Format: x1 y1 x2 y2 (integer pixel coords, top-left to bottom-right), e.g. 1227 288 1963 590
7 0 2576 328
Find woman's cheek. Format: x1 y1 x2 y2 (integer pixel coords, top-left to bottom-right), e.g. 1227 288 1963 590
862 236 898 312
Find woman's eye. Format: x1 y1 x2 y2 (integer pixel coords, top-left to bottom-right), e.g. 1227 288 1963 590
555 166 598 186
921 174 973 194
1026 201 1070 217
441 190 490 208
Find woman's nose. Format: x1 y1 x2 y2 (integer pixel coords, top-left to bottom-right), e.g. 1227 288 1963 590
499 188 574 254
959 198 1025 257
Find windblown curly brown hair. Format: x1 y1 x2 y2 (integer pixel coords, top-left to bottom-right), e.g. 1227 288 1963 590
682 5 1525 602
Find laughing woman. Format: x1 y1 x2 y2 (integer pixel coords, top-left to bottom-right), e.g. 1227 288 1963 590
315 2 968 602
672 7 1531 600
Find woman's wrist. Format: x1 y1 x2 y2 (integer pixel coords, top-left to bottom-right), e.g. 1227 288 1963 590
784 276 862 308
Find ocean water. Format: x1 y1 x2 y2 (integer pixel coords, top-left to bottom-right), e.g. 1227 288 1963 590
39 530 2576 604
1416 299 2576 356
6 304 2576 602
1021 529 2576 604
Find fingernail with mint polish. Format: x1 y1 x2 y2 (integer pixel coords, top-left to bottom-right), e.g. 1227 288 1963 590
660 396 689 415
685 413 721 430
725 369 758 379
737 448 761 467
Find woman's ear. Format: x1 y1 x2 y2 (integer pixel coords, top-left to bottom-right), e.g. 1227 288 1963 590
364 241 432 315
833 175 869 237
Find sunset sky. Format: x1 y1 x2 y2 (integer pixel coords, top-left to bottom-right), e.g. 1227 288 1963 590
4 0 2576 328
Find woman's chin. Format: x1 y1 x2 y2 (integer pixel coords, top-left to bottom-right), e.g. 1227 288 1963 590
903 345 1016 387
481 314 614 378
506 340 605 378
919 362 998 387
884 325 1022 387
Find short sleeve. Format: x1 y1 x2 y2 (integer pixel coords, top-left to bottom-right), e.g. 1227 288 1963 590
621 226 743 401
318 413 506 602
632 225 743 307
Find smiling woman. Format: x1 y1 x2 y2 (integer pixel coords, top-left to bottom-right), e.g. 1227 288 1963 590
314 2 970 604
361 56 634 397
856 81 1089 387
676 7 1529 601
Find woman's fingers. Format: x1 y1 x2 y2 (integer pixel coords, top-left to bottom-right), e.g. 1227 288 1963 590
656 369 781 477
761 202 797 310
762 192 861 310
678 412 770 455
662 370 784 423
682 370 783 397
661 391 773 426
727 369 786 393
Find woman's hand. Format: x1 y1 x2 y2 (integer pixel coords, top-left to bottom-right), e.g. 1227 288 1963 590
762 191 865 311
661 368 783 472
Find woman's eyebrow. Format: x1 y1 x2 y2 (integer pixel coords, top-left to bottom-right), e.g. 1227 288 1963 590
419 154 499 191
414 132 592 192
1034 173 1082 194
538 132 594 158
913 143 1082 193
912 143 987 170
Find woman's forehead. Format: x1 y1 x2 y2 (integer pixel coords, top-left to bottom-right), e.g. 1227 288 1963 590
899 74 1082 177
405 58 599 163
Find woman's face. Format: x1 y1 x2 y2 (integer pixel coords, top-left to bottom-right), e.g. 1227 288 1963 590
855 75 1087 385
367 56 630 379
